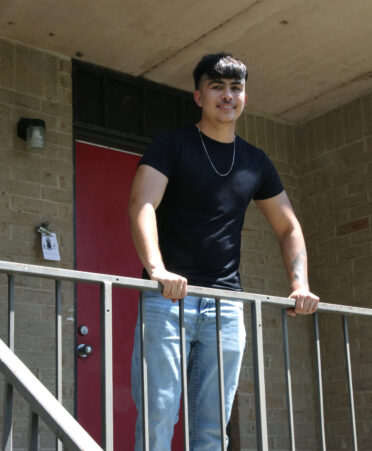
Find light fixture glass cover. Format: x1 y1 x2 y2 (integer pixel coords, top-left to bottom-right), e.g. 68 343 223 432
26 124 45 150
17 117 46 150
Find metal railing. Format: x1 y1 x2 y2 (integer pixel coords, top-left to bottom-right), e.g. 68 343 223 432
0 338 102 451
1 260 372 451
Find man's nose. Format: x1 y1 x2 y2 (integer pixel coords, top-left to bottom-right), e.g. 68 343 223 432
222 89 233 101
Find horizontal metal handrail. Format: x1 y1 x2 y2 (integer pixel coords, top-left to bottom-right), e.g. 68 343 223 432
1 259 371 451
0 339 102 451
0 260 371 317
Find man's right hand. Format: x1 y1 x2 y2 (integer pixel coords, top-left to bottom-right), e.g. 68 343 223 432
149 267 188 301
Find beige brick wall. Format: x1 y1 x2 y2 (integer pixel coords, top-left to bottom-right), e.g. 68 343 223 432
0 38 73 450
296 95 372 450
233 113 318 450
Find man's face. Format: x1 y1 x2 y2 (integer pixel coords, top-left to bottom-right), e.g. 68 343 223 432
193 76 247 124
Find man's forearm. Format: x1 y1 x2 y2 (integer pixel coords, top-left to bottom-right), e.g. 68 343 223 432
255 191 318 316
279 227 309 291
129 202 165 276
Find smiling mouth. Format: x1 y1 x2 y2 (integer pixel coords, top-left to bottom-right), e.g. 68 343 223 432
217 104 235 109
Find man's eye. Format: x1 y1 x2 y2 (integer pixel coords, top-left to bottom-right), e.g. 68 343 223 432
233 87 242 92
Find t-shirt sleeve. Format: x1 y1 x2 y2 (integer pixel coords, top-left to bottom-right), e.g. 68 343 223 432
253 152 284 200
139 131 180 179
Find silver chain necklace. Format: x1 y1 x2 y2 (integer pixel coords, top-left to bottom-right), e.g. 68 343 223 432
197 126 236 177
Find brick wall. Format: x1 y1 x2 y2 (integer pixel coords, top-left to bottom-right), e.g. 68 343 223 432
296 95 372 450
233 113 318 450
0 38 73 450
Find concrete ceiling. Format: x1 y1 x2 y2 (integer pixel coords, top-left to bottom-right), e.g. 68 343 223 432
1 0 372 123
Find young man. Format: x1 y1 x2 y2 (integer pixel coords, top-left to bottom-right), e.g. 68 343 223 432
129 53 319 450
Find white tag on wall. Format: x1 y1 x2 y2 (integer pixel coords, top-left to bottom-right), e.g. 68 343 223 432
41 232 61 261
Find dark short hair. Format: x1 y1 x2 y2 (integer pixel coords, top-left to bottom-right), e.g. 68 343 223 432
193 53 248 90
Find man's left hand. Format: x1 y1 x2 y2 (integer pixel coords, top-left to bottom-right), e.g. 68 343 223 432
287 288 319 317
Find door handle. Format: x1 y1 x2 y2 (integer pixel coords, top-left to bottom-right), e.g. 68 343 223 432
77 343 93 358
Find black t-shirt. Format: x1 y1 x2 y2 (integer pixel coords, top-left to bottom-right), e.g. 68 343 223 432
140 125 283 291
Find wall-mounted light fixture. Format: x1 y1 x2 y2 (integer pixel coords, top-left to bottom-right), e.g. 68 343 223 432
17 117 46 150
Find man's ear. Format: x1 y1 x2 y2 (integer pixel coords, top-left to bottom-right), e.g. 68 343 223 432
193 90 202 108
244 93 248 107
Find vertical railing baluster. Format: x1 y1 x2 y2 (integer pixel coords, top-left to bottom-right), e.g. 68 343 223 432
140 290 149 451
215 298 227 451
7 275 14 352
2 274 15 451
251 300 268 451
342 316 358 451
55 280 63 451
28 409 39 451
282 309 295 450
313 312 326 451
100 282 114 451
2 383 14 451
179 298 190 451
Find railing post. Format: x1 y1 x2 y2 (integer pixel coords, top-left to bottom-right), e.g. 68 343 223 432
7 275 14 351
179 298 190 451
282 309 295 451
139 290 149 451
313 313 326 451
100 282 114 451
2 274 15 451
251 300 268 451
2 383 14 451
342 316 358 451
215 298 227 451
28 409 39 451
55 280 63 451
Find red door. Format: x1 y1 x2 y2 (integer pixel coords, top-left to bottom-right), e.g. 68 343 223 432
75 141 141 449
75 141 183 449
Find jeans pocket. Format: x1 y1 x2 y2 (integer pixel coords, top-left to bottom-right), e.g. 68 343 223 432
143 291 179 317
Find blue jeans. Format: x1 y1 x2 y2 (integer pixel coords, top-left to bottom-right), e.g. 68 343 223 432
131 291 246 450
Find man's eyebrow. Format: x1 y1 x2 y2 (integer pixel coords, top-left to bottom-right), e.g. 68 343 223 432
207 79 244 86
207 79 225 85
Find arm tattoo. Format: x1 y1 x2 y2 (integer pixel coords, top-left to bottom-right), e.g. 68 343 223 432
290 246 308 286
